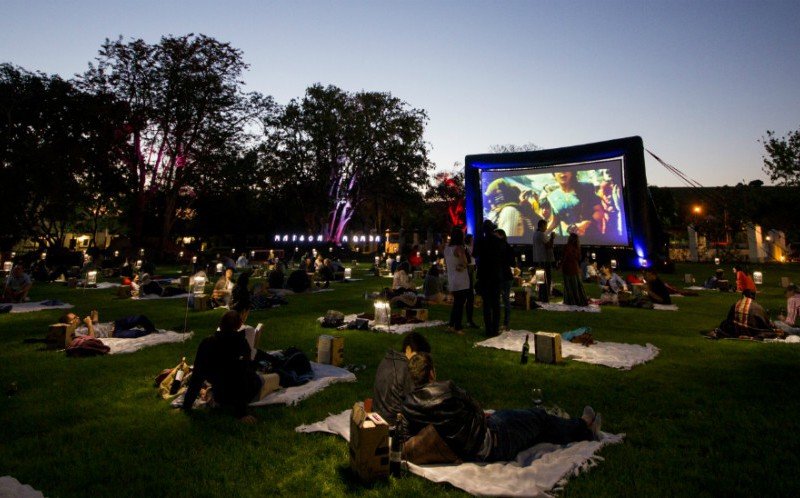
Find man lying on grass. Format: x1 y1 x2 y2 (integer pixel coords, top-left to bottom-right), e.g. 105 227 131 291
372 332 431 423
59 310 158 340
399 352 601 464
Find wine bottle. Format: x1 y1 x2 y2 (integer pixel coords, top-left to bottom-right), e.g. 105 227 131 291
169 357 186 395
521 334 530 364
389 413 403 478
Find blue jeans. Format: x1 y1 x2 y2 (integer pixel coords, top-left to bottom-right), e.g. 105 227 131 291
501 280 512 327
485 408 592 462
113 315 157 336
774 320 800 335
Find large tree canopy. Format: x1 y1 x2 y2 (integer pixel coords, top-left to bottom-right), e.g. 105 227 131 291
263 84 431 241
80 34 274 250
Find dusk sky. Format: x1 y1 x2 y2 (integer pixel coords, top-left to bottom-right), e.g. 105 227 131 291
2 0 799 187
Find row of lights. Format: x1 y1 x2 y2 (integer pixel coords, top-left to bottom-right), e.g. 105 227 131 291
273 234 382 243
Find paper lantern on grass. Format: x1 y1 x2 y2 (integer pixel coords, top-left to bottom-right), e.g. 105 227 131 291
374 300 391 328
192 273 207 295
191 256 197 264
535 269 546 284
215 262 224 274
40 252 47 260
714 257 720 266
521 254 526 262
113 250 120 258
139 248 145 256
3 261 12 272
374 256 380 266
135 259 143 270
610 259 617 269
86 270 97 286
753 271 763 285
10 252 15 258
344 268 352 279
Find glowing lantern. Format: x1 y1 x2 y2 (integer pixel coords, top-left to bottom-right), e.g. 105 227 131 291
610 259 617 269
192 274 207 295
3 261 12 272
374 300 391 328
753 271 763 285
344 268 352 279
86 270 97 286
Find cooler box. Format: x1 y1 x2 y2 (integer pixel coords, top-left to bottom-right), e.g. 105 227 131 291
349 402 389 482
534 332 563 364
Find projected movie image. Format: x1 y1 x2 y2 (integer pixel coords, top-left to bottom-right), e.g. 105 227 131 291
480 158 629 246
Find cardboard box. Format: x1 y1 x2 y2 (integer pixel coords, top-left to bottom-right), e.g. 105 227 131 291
403 308 428 321
317 335 344 366
349 402 389 482
46 323 77 350
117 285 132 298
534 332 563 364
192 294 210 311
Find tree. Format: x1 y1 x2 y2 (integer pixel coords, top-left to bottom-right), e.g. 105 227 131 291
80 34 274 251
0 64 127 249
761 128 800 186
263 84 432 241
489 142 540 153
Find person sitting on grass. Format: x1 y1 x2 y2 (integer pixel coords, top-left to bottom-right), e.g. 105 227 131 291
212 268 235 307
139 273 186 297
422 264 446 304
59 310 158 340
703 269 725 290
2 265 32 303
372 332 431 423
734 264 756 295
774 284 800 335
598 265 628 295
399 352 601 464
315 258 335 288
391 261 414 295
642 269 671 305
286 268 311 293
708 289 783 340
182 310 279 424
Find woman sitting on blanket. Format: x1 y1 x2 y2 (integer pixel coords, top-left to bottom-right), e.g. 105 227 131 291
182 310 279 424
59 311 157 341
391 261 415 296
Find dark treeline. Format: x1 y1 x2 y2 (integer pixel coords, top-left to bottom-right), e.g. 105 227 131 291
0 34 444 254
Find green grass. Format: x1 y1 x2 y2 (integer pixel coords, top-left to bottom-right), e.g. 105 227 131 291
2 263 800 497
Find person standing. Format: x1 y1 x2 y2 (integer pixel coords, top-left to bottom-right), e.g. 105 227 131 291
561 233 588 306
531 220 555 303
444 227 471 334
495 229 515 331
474 220 504 337
464 234 478 328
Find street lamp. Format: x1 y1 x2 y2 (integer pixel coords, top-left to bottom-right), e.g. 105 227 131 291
692 205 702 215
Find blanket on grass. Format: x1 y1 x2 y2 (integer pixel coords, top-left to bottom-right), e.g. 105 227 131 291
85 282 121 289
653 304 679 311
317 314 445 335
131 293 190 300
476 330 659 370
100 331 193 355
537 302 601 313
685 286 718 291
0 476 44 498
8 300 73 314
172 362 355 408
296 409 624 497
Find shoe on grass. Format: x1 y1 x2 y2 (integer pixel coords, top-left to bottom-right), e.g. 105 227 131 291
589 413 602 441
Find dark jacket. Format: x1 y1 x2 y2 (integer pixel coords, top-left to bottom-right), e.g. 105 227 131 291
183 329 260 417
372 350 412 423
401 380 487 461
474 234 505 289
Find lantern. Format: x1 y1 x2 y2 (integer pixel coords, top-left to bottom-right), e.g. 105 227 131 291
374 300 391 328
753 271 763 285
86 270 97 286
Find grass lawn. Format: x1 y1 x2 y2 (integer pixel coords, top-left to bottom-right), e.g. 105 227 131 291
2 262 800 497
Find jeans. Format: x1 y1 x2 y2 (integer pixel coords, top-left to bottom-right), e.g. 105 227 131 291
501 280 512 327
114 315 157 334
774 320 800 335
450 289 471 330
485 408 592 462
480 284 501 337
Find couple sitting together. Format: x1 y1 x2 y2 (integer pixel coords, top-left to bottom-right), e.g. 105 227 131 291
373 333 602 464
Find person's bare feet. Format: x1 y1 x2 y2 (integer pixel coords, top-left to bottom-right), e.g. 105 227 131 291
90 310 99 323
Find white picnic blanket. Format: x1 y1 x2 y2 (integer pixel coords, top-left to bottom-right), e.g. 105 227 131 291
250 363 356 406
316 314 445 335
100 331 193 355
685 286 717 291
8 301 74 314
476 330 659 370
762 335 800 344
131 293 190 300
538 302 601 313
79 282 121 289
296 410 624 497
653 304 679 311
0 476 44 498
173 362 356 408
